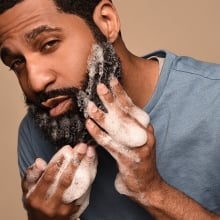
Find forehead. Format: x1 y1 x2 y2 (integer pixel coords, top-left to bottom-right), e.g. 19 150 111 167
0 0 75 46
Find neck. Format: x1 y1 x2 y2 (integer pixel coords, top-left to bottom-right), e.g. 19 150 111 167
114 38 159 108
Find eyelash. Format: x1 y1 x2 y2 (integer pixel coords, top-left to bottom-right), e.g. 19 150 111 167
41 39 60 53
7 38 61 73
9 57 25 73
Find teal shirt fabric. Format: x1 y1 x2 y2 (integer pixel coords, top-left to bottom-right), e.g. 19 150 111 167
144 50 220 214
18 50 220 219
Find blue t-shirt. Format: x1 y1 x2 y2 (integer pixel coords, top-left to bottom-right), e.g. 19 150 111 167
18 50 220 219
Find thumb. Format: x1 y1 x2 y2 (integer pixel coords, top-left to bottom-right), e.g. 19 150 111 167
22 158 47 193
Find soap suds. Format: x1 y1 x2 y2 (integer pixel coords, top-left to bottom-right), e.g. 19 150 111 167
77 42 121 119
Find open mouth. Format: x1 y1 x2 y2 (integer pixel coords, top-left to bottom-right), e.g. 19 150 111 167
41 96 73 117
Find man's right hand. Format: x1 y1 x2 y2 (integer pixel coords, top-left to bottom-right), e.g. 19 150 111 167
22 144 97 220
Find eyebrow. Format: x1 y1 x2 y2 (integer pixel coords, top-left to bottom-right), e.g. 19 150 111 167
24 25 62 42
0 25 62 63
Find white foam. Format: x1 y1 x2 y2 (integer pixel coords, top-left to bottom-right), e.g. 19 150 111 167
44 146 74 198
117 94 150 128
100 134 141 163
104 107 148 147
78 44 105 118
62 152 97 203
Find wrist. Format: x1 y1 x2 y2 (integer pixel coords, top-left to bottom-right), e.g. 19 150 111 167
136 176 166 210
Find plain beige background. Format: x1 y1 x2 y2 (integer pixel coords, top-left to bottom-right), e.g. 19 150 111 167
0 1 220 219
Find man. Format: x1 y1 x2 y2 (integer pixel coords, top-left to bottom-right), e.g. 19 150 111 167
0 0 220 219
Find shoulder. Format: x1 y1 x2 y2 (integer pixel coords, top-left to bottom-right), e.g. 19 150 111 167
145 50 220 79
173 55 220 80
18 112 56 177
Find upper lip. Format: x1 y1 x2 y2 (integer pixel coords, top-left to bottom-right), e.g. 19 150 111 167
41 95 70 109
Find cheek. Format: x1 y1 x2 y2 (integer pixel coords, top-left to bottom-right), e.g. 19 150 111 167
58 42 93 87
17 73 33 99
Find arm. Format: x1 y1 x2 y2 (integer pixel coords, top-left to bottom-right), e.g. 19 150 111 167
86 77 220 220
22 144 97 220
142 178 219 220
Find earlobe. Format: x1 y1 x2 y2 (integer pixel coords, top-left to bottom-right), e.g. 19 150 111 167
93 0 120 43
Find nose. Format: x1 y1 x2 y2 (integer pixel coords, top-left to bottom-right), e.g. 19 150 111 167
26 56 56 93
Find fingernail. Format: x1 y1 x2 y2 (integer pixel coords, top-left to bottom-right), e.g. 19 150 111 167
110 77 118 87
87 146 95 157
76 143 88 154
35 158 47 170
87 101 98 113
97 83 108 95
86 118 95 129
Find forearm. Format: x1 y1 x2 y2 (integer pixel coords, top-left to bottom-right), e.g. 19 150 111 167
140 180 220 220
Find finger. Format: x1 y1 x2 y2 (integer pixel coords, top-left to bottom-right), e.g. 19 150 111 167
50 160 76 201
88 89 148 147
87 101 106 127
86 119 140 163
97 83 114 104
147 123 154 133
110 77 150 127
28 146 73 198
86 118 115 152
43 144 87 199
89 80 148 147
110 77 131 109
88 82 149 147
22 158 47 194
81 145 97 167
62 146 97 203
24 158 47 183
71 143 88 166
87 96 148 147
145 124 156 149
81 145 97 181
96 82 125 118
96 82 147 129
26 155 65 199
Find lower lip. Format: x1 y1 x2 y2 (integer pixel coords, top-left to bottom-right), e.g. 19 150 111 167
49 98 73 117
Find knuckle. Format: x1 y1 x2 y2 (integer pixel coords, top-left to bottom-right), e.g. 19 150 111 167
95 110 105 122
57 206 73 218
25 195 41 211
59 164 74 188
59 173 73 188
42 169 56 184
43 208 57 219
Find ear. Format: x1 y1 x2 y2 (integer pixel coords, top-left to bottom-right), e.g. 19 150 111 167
93 0 121 43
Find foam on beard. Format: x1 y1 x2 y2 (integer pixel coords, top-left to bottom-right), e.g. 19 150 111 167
77 42 121 117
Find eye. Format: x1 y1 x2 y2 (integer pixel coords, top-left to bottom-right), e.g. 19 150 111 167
41 39 59 53
10 57 25 74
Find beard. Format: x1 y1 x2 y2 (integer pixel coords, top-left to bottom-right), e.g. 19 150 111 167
26 42 122 150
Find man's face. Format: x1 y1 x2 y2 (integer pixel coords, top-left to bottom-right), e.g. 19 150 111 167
0 0 121 148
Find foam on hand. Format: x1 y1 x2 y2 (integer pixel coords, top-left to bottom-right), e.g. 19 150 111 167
104 107 148 147
25 146 97 220
44 146 97 202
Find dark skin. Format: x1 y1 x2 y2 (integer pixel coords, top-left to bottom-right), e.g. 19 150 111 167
1 0 220 219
